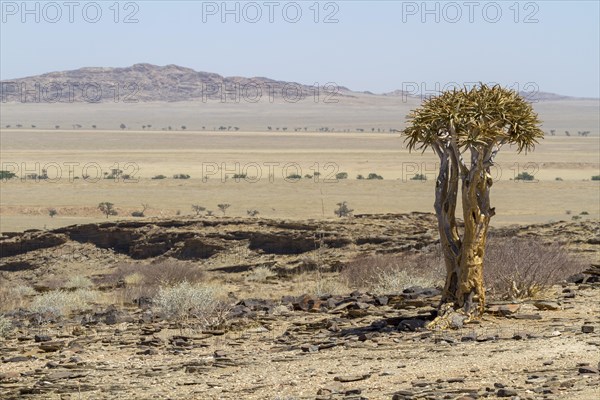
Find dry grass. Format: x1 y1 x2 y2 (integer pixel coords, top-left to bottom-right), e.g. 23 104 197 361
154 281 230 328
0 315 13 338
484 237 586 299
342 250 444 294
245 266 276 282
0 282 36 312
28 289 99 320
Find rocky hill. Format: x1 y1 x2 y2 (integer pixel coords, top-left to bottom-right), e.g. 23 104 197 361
0 63 353 103
1 64 592 103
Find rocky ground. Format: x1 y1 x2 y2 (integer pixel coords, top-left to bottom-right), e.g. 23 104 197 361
1 214 599 399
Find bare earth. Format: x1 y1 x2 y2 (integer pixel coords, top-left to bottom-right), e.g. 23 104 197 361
0 214 598 399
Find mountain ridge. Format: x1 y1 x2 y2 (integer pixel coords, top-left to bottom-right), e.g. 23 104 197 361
1 63 595 103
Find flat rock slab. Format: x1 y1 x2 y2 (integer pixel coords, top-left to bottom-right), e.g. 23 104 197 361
334 374 371 382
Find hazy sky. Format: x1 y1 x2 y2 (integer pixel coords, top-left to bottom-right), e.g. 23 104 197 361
1 1 599 97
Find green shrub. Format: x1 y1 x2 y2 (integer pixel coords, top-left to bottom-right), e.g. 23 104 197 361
232 174 247 179
173 174 190 179
592 175 600 181
367 173 383 180
152 175 167 180
410 174 427 181
0 170 16 180
515 172 535 181
286 174 302 180
335 172 348 180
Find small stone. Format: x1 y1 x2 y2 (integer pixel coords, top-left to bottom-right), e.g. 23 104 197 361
34 334 52 343
533 301 561 311
581 325 594 333
497 388 517 397
578 366 599 374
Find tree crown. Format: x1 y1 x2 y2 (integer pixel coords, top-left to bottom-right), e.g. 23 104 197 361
404 84 544 153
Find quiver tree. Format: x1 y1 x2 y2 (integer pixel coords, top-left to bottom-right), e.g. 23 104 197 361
403 84 543 327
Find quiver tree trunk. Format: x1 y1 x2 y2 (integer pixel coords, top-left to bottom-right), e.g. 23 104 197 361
429 139 497 328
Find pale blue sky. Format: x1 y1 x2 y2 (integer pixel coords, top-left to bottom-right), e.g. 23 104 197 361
1 1 599 97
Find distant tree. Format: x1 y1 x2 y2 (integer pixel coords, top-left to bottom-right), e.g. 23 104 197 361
334 201 353 218
247 209 259 217
120 123 126 130
5 125 10 128
356 174 364 180
16 124 22 128
168 126 172 131
98 202 117 219
217 203 230 215
147 124 152 129
267 126 272 130
335 172 348 180
181 125 186 130
48 208 57 218
206 210 214 216
55 125 60 129
515 172 536 181
410 173 427 181
549 129 555 136
31 125 36 128
92 125 97 129
565 130 570 136
142 125 146 130
191 205 206 216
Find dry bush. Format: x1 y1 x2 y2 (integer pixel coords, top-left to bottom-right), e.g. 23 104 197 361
0 282 36 312
246 266 276 282
484 237 586 299
104 260 205 305
0 315 13 338
342 249 444 294
29 289 98 320
64 275 93 289
109 260 205 287
154 282 229 328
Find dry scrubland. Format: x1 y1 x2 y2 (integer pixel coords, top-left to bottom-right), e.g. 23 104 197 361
0 97 599 399
1 96 598 232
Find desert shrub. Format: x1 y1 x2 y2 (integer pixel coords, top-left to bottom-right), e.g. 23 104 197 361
484 237 585 299
64 275 93 289
246 266 276 282
591 175 600 181
109 260 204 288
335 172 348 180
515 172 536 181
0 170 17 180
555 177 563 181
286 173 302 180
367 173 383 180
173 174 190 179
410 174 427 181
232 173 247 179
0 283 36 311
152 175 167 180
246 209 259 217
342 250 444 294
314 276 350 296
356 174 364 180
154 282 228 327
0 316 13 338
334 201 353 218
29 289 98 319
580 211 589 215
191 204 206 215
